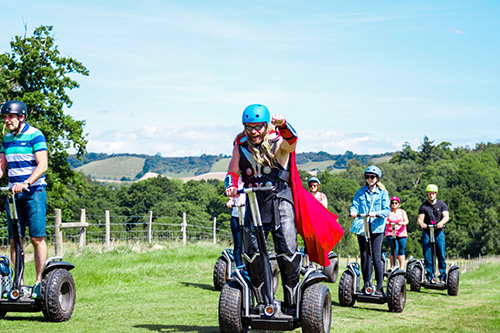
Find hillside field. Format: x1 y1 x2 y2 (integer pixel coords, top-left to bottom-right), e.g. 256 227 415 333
0 242 498 332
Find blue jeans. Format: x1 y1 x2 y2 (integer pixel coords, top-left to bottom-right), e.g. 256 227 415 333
230 216 243 267
7 187 47 238
422 229 446 279
386 236 407 256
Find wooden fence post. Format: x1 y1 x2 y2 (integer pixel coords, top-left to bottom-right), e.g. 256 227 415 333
213 217 217 244
147 211 153 244
105 210 110 250
54 209 63 257
79 209 86 250
182 212 187 246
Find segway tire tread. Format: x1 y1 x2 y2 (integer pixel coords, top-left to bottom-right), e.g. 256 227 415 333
387 274 406 313
409 265 422 292
338 271 355 307
301 283 332 333
447 269 459 296
219 280 247 333
213 256 228 291
41 268 76 322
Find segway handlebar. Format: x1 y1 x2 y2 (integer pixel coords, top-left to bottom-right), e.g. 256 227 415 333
348 213 382 218
237 186 275 195
0 186 29 193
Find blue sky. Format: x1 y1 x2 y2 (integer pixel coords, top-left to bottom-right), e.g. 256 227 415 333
2 1 499 157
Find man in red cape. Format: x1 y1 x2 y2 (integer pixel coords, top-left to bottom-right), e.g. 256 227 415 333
289 151 344 266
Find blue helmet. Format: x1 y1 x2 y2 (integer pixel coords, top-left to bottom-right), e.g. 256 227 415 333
1 100 27 119
242 104 270 124
364 165 382 178
308 177 320 186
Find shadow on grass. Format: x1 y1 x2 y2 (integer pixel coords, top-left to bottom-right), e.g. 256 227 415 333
180 281 215 291
135 324 219 332
332 301 391 313
1 315 45 322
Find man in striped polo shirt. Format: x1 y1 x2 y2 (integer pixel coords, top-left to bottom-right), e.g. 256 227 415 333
0 100 48 299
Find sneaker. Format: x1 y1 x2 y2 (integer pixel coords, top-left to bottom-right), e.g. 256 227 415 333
31 283 41 299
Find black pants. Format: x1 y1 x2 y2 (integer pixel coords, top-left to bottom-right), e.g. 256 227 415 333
357 231 384 292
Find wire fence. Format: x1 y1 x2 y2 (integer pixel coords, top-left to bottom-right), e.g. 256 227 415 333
0 211 234 250
0 210 498 275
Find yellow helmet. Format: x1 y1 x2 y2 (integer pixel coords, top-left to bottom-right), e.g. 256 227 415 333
426 184 438 193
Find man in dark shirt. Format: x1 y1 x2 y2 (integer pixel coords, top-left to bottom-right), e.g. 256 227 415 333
417 184 449 281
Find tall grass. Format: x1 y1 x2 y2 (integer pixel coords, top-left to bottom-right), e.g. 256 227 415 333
0 242 499 332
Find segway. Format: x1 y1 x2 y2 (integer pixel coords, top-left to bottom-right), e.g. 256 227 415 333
338 214 406 312
383 222 400 277
0 187 76 322
299 248 339 283
213 204 280 292
219 186 332 333
406 222 459 296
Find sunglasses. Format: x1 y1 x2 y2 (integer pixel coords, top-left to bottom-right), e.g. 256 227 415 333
245 124 265 132
309 183 318 187
391 201 399 205
365 175 377 180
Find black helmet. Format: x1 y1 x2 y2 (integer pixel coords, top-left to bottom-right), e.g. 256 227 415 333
1 100 27 119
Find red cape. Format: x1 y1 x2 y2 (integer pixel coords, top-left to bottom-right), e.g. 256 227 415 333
290 152 344 266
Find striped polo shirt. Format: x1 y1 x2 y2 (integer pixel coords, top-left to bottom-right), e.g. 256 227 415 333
1 123 47 189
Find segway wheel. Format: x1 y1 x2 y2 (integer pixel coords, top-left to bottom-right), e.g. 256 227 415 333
387 274 406 313
301 283 332 333
271 260 280 295
447 269 459 296
219 280 248 333
406 261 415 280
323 259 339 283
338 271 355 307
41 268 76 322
213 256 228 291
409 265 422 292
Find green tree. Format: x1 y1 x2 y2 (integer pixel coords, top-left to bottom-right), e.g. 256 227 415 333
0 25 89 207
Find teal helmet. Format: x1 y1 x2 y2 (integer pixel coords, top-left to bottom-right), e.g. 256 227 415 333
1 100 27 119
364 165 382 178
242 104 270 124
308 177 320 186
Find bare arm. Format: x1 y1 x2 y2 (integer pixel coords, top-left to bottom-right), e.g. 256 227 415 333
225 144 241 198
417 213 426 229
437 211 449 229
11 150 48 194
0 153 7 179
401 209 409 226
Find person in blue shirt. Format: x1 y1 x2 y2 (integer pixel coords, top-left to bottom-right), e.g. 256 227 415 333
0 100 48 299
350 165 390 296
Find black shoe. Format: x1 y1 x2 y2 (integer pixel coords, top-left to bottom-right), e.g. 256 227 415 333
374 289 384 297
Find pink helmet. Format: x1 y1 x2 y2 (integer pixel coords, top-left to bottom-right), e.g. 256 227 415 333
391 196 400 203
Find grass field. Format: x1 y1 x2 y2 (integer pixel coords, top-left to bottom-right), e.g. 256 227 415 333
1 242 499 332
75 156 146 180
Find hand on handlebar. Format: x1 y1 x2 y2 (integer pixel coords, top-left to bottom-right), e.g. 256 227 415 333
225 187 238 198
11 183 29 194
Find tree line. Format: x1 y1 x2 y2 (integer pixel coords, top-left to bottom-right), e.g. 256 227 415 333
1 25 498 259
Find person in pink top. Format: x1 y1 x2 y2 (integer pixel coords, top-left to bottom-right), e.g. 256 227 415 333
385 196 409 270
307 177 328 208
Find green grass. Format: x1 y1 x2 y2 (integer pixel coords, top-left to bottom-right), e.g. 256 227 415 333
210 158 231 173
75 156 145 180
1 243 499 332
296 160 335 173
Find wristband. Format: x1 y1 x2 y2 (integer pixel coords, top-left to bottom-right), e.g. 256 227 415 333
224 172 239 189
278 120 298 144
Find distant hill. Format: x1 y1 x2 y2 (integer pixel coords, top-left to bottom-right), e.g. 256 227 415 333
70 150 393 182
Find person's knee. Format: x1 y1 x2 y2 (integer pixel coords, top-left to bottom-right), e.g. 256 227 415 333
30 236 46 247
